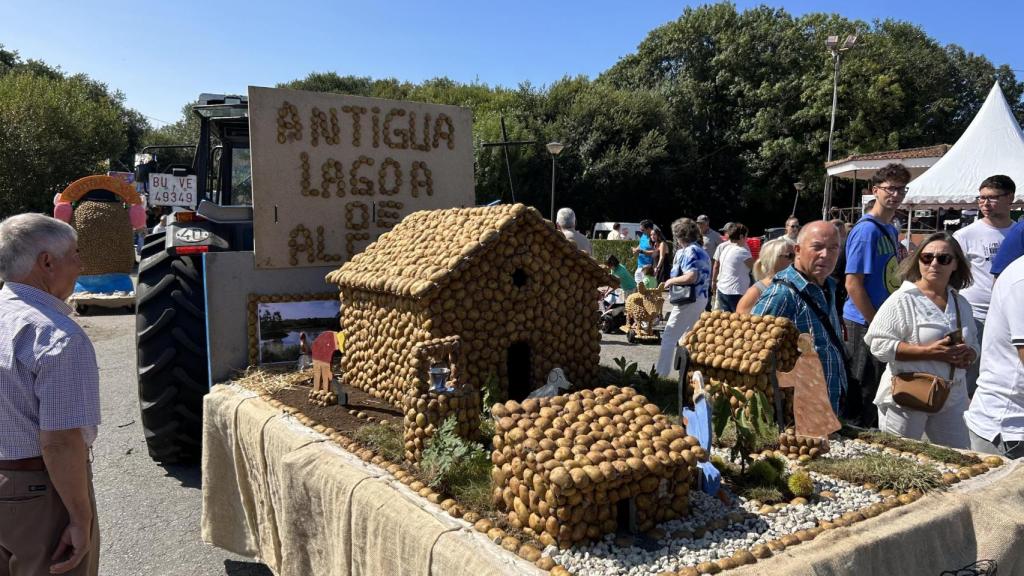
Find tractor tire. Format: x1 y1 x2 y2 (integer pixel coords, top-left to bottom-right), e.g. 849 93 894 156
135 231 208 464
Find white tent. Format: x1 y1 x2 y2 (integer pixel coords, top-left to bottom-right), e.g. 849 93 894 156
904 82 1024 208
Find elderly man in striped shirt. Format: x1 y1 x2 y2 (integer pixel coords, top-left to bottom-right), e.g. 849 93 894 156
0 213 100 576
753 221 847 413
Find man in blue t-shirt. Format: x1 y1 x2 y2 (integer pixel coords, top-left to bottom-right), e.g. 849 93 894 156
842 163 911 427
632 219 656 285
991 218 1024 277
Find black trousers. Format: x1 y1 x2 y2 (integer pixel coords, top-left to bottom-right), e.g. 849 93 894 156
841 319 883 428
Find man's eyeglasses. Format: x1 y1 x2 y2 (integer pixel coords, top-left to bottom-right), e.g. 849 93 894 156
919 252 954 266
976 193 1009 203
875 185 909 195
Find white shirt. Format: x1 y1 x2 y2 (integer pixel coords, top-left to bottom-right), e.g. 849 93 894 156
953 219 1013 321
561 229 592 256
965 257 1024 441
715 242 752 295
606 230 624 240
864 281 977 409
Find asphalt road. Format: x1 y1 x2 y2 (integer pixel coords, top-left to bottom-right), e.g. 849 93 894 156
79 309 271 576
79 302 669 575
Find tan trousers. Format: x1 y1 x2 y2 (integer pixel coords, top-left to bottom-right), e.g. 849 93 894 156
0 468 99 576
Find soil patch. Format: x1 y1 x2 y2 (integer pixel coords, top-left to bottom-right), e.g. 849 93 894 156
269 380 404 436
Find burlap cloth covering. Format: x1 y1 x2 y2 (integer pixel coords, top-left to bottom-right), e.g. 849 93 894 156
201 385 542 576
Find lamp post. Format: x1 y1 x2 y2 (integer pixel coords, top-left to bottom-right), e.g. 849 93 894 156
546 141 566 219
822 34 858 219
792 181 806 217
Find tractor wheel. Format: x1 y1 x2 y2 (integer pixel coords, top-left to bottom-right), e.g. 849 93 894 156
135 232 208 464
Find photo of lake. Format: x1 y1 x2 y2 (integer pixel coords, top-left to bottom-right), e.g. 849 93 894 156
257 299 340 364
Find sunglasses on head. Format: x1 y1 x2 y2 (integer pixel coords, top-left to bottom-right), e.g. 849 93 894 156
781 252 796 260
919 253 954 265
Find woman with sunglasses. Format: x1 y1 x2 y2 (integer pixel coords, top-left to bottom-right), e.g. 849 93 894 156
864 232 978 448
736 237 795 314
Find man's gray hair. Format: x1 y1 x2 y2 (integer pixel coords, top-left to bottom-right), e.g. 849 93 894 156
0 213 77 281
556 207 576 230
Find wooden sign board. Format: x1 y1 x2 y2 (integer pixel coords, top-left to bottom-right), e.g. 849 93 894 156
775 333 842 439
248 86 475 269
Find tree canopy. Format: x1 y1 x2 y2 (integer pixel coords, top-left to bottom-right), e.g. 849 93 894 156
0 45 147 216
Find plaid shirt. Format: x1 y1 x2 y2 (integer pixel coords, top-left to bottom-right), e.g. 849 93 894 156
0 282 101 459
752 265 847 413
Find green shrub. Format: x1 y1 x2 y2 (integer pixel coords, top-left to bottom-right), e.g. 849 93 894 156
420 417 492 492
741 484 784 503
592 239 639 272
838 428 982 467
763 455 788 476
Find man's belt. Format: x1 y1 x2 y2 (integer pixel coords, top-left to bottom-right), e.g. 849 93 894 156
0 457 46 471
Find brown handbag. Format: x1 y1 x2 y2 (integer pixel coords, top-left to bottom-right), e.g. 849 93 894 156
890 294 961 414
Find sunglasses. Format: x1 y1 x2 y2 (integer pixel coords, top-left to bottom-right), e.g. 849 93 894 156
919 253 954 266
781 253 796 260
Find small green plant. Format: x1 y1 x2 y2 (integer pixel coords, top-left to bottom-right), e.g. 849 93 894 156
353 420 404 462
420 417 492 492
712 385 772 471
763 455 788 476
613 356 639 385
786 470 814 497
805 453 943 493
746 459 780 487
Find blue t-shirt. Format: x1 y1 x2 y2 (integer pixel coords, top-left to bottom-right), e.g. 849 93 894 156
637 234 653 268
990 219 1024 276
672 244 712 299
842 215 902 325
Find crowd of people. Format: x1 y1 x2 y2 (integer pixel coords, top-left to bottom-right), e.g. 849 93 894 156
587 164 1024 460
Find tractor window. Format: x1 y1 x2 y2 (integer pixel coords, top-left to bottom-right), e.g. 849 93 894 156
231 148 252 205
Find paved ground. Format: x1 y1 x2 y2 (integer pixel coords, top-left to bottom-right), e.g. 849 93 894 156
80 305 670 575
80 309 272 576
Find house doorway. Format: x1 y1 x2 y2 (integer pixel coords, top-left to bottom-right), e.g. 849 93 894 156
507 341 532 401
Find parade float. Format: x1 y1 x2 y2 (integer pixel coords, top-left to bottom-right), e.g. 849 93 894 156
198 88 1022 576
54 174 144 313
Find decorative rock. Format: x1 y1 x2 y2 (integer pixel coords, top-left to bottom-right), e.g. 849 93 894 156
677 568 700 576
732 549 756 565
715 558 737 570
751 544 773 559
550 567 571 576
695 561 721 574
767 539 787 552
535 557 555 571
795 529 815 542
983 456 1004 467
781 534 800 547
790 497 808 506
818 490 835 500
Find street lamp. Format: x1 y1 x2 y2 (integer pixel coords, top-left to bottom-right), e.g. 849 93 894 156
546 141 566 219
792 181 806 217
822 34 858 219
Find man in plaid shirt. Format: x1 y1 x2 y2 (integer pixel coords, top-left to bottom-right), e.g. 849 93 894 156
753 221 847 413
0 213 100 576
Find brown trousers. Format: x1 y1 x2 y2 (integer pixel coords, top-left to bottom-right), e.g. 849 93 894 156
0 468 99 576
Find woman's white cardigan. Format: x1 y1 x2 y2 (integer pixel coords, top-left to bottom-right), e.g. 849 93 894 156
863 281 979 409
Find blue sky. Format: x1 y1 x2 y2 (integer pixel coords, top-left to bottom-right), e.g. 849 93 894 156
259 300 338 321
3 1 1020 125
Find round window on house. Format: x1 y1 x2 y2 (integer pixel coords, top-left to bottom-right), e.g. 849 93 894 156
512 267 528 287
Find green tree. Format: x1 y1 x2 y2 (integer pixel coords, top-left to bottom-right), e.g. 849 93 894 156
0 72 127 215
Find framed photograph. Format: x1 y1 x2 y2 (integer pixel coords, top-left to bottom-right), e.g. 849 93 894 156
247 293 339 366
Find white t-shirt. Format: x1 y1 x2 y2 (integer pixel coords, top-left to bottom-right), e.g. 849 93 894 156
953 219 1013 321
716 242 752 295
965 257 1024 441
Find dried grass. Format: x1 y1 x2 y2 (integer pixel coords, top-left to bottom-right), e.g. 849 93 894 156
232 367 312 396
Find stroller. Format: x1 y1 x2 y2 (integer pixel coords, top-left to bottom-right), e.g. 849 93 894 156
599 287 627 334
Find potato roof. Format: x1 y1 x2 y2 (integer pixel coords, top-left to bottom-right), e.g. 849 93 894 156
326 203 615 299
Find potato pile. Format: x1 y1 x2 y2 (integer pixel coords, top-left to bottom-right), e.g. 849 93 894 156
682 311 800 421
403 388 481 462
72 200 135 276
778 427 829 460
491 387 699 548
328 203 611 406
308 389 338 407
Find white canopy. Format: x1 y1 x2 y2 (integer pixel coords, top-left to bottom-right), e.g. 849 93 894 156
904 83 1024 207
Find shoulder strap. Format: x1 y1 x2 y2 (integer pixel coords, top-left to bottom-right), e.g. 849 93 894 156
949 290 962 380
859 217 899 255
772 278 847 361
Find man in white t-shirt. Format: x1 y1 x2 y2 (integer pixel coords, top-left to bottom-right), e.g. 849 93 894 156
964 255 1024 459
711 222 753 312
953 175 1016 396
